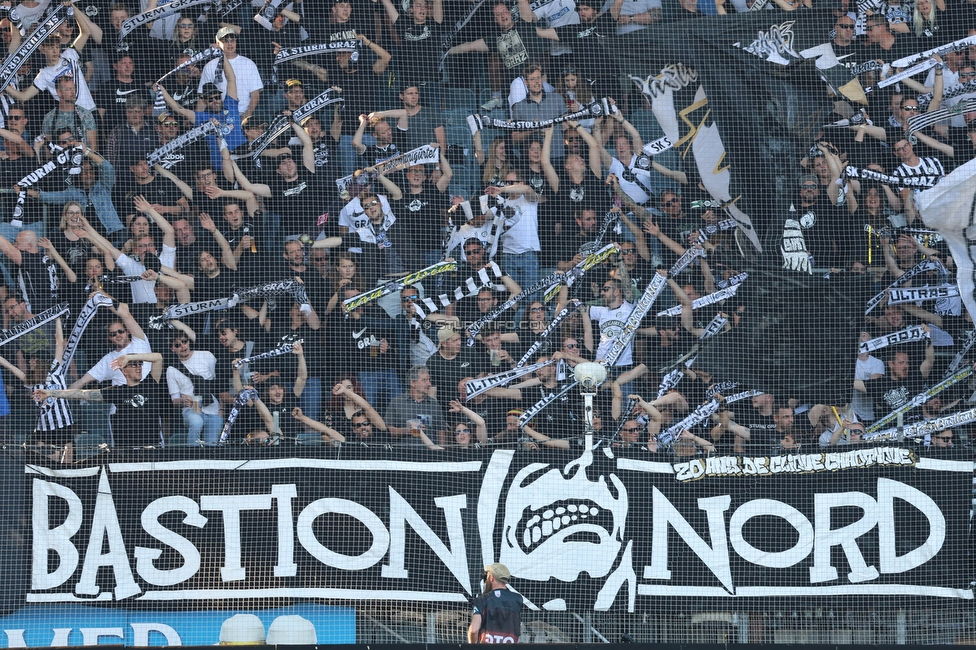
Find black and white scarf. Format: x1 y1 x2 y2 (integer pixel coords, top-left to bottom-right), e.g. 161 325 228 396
656 278 745 317
466 99 614 135
271 41 358 85
864 259 946 314
907 98 976 138
918 79 976 109
411 262 502 318
233 340 301 368
516 300 583 368
146 120 220 166
0 304 70 349
859 324 931 354
218 387 260 444
248 89 344 159
866 366 973 434
93 274 147 285
0 4 69 94
657 368 684 398
60 293 113 369
669 245 705 276
892 34 976 69
887 284 960 305
844 164 940 189
518 380 578 428
603 273 669 366
343 260 457 312
13 143 83 227
865 406 976 442
335 144 440 192
944 330 975 379
659 399 720 445
149 279 310 328
464 359 555 401
119 0 211 40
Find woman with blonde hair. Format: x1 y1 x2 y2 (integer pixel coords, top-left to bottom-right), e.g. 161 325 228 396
476 137 512 186
51 204 115 277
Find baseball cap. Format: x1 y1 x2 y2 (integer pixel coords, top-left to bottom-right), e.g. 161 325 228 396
485 563 511 584
798 173 819 187
437 325 459 343
276 151 295 163
285 78 303 88
200 82 222 98
215 26 237 40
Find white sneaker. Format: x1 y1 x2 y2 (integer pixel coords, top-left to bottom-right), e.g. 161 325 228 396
480 96 507 111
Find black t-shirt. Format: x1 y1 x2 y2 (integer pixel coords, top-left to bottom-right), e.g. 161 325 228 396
394 18 442 84
18 250 60 313
330 68 379 137
358 137 404 167
555 170 608 216
426 350 479 401
390 185 449 259
268 167 326 236
95 80 153 131
471 588 522 644
146 133 210 177
866 371 926 420
118 175 183 218
103 380 164 447
488 22 545 79
554 14 619 79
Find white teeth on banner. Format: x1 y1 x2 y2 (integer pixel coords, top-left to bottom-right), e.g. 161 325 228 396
519 501 603 550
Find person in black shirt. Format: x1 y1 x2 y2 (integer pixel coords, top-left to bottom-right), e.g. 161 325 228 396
378 0 443 90
353 116 403 166
535 0 624 98
36 352 166 448
387 157 453 266
469 563 522 644
858 347 935 422
232 118 325 241
0 230 62 313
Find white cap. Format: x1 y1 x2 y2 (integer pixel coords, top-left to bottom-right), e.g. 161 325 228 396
267 615 318 645
218 614 265 645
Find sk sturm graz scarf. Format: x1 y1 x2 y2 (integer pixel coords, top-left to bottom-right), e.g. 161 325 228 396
0 304 70 349
60 293 113 369
0 4 70 94
248 88 344 159
864 406 976 442
218 388 260 444
13 143 83 227
887 284 960 305
271 42 357 85
146 120 220 166
516 300 583 368
858 325 931 354
149 279 311 328
119 0 211 40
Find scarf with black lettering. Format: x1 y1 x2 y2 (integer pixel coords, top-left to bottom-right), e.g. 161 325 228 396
657 368 684 398
233 340 301 368
865 406 976 442
218 387 260 444
859 324 931 354
146 120 220 166
411 262 502 318
60 293 113 370
944 330 976 379
271 42 358 85
0 4 69 94
907 98 976 138
656 277 745 317
887 284 960 305
0 304 70 349
659 399 720 445
864 259 946 314
12 143 83 227
154 47 222 116
466 99 614 134
335 144 440 192
516 300 583 367
464 359 555 401
119 0 211 40
248 88 344 159
603 272 669 366
149 279 311 328
844 164 939 189
918 79 976 109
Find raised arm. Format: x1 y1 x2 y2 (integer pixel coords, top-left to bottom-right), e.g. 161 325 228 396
112 352 164 381
357 33 391 74
541 126 559 190
154 82 196 123
232 159 272 197
153 164 194 199
292 406 346 442
133 194 176 249
199 212 238 270
331 382 387 429
38 237 77 283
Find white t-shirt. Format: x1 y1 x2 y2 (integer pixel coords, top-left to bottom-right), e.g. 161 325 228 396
88 336 153 385
198 55 264 116
608 155 653 205
498 194 541 254
590 301 634 366
533 0 579 55
852 354 885 421
166 351 221 415
338 194 393 231
116 244 176 304
34 48 96 111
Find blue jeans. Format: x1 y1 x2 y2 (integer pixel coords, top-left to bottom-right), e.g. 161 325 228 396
500 250 539 328
182 409 224 446
300 377 322 424
357 369 403 411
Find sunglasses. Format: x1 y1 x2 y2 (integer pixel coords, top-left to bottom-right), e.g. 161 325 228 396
620 248 636 254
108 329 126 336
465 248 483 255
8 115 25 120
662 198 679 207
835 22 854 28
902 105 921 112
622 426 642 433
353 421 371 428
401 295 419 301
160 121 180 127
564 342 579 348
601 286 613 292
801 183 818 189
364 200 380 208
